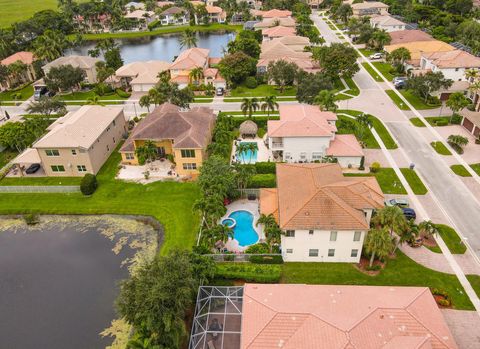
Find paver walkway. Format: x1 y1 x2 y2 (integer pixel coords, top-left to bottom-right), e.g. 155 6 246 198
442 309 480 349
399 244 453 274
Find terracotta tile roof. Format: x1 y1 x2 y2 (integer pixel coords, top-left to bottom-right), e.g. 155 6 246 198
1 51 35 66
43 55 100 70
261 26 296 38
254 17 296 28
389 30 435 45
160 6 185 15
262 36 311 52
270 163 384 230
370 15 405 26
241 284 458 349
268 104 337 138
261 9 292 18
384 41 455 63
116 61 171 84
326 134 364 157
120 103 215 152
352 1 389 10
169 48 209 70
259 188 279 221
208 57 221 65
206 5 222 14
422 50 480 69
124 10 155 19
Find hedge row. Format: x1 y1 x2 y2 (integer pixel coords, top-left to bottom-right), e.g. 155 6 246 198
231 116 280 129
215 263 282 283
249 255 284 264
248 173 276 188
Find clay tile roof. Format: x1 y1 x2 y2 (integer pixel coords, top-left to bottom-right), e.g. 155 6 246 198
160 6 185 15
254 17 296 28
169 48 209 70
261 9 292 18
43 55 100 70
120 103 215 152
116 61 170 82
206 5 223 13
124 10 155 19
326 134 364 157
262 26 296 38
370 15 405 26
384 41 455 62
351 1 389 9
241 284 458 349
422 50 480 69
389 30 435 45
259 188 279 222
270 163 384 230
1 51 35 66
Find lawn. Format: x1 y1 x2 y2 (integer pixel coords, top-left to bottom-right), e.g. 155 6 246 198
0 148 201 254
337 115 379 149
371 62 400 81
386 90 441 111
281 251 473 310
58 90 129 102
470 163 480 176
385 90 410 110
358 48 377 57
466 275 480 298
424 116 451 126
193 98 213 103
0 149 18 169
409 117 426 127
400 168 428 195
362 63 384 82
0 177 81 186
430 141 452 155
0 84 34 102
450 164 472 177
344 168 407 194
343 77 360 96
229 84 296 98
435 224 466 254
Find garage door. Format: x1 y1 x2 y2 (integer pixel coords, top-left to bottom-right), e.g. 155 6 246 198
462 117 474 133
133 84 154 92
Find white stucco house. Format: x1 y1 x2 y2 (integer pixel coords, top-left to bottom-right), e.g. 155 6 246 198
115 60 171 92
370 15 406 32
420 50 480 82
260 163 384 262
159 6 189 25
267 104 364 168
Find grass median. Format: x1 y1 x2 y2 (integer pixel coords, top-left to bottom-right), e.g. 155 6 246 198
430 141 452 155
400 168 428 195
450 164 472 177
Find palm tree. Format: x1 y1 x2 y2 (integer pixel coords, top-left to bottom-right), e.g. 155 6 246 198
314 90 337 112
86 95 105 105
179 28 197 49
372 206 407 238
447 134 469 152
241 97 259 118
261 95 279 119
232 162 255 189
7 60 28 86
356 113 373 129
257 214 281 252
201 224 233 249
189 67 204 85
148 88 166 106
418 220 438 240
205 83 215 96
393 219 418 253
246 142 258 164
33 30 68 62
364 227 393 267
235 142 249 162
135 140 158 166
139 95 152 112
369 29 391 50
465 69 478 82
387 47 411 72
127 336 160 349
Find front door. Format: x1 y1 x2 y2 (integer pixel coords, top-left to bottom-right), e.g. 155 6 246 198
157 147 166 158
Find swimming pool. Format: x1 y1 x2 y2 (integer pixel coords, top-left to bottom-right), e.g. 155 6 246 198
222 210 259 246
236 142 258 164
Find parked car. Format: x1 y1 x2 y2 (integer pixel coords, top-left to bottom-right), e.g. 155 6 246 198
25 163 41 174
384 198 409 207
369 53 383 60
393 77 408 89
402 207 416 220
216 87 224 96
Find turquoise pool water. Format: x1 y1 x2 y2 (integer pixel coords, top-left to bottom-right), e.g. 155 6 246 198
236 142 258 164
222 210 259 246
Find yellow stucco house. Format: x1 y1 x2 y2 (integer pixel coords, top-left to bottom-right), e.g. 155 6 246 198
119 103 216 177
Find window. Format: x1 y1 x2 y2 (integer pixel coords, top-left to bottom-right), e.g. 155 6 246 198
300 152 307 160
125 153 135 160
51 165 65 172
181 149 196 158
309 249 319 257
45 149 59 157
284 152 292 160
312 152 322 160
309 230 314 235
351 249 358 258
77 165 87 172
113 120 116 126
285 230 295 237
330 231 337 241
353 231 362 241
71 149 77 155
286 249 293 254
182 163 197 170
328 249 335 257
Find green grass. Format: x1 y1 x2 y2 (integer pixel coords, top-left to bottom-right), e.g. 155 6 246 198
229 84 296 98
0 177 81 186
358 48 377 57
409 117 426 127
337 109 397 149
400 168 428 195
337 115 379 149
385 90 411 110
371 62 399 81
75 24 242 40
343 77 360 96
0 149 18 168
435 224 466 254
401 90 441 110
0 84 34 101
424 116 451 126
450 164 472 177
58 90 129 102
424 245 442 254
344 168 407 194
362 63 384 82
466 275 480 298
430 141 452 155
193 98 213 103
470 163 480 176
281 251 473 310
0 147 201 254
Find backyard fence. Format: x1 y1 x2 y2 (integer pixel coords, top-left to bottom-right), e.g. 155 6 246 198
0 185 80 193
204 253 282 263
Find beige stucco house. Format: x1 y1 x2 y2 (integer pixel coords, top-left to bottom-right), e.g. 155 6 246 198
42 55 101 84
115 60 171 92
15 106 127 177
119 103 216 177
0 52 37 90
351 1 389 17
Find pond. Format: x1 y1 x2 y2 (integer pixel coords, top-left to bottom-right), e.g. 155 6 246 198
0 215 160 349
67 31 235 64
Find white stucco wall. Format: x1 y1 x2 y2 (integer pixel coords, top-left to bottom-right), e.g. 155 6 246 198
378 24 406 32
276 136 333 162
421 58 472 81
336 156 362 168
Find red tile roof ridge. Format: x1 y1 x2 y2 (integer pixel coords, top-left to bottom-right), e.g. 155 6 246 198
322 188 370 228
326 178 384 209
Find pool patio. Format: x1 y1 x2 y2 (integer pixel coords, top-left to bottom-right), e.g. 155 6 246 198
220 199 265 253
230 136 271 164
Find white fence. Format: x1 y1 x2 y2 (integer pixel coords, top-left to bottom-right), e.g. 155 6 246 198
0 185 80 193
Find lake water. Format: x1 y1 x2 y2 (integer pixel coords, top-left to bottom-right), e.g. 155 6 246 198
67 31 235 64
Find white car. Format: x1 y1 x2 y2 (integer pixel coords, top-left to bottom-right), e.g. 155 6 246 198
369 53 383 60
384 198 409 208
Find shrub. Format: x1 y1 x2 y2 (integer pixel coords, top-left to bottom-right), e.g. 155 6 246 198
249 255 284 264
437 298 451 307
231 116 279 129
369 162 380 173
254 162 276 174
80 173 97 196
192 245 211 254
248 174 276 188
366 265 381 271
245 242 270 254
23 213 40 225
450 113 462 125
435 119 448 126
116 88 131 98
215 263 281 283
244 76 258 89
94 83 113 96
257 127 266 138
359 156 365 170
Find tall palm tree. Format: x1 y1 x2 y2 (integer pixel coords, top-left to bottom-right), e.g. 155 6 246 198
261 95 279 119
418 220 438 240
372 206 407 238
86 95 105 105
139 95 152 112
364 227 393 267
179 28 198 49
356 113 372 129
33 30 68 62
233 162 255 190
189 67 204 85
201 224 233 249
256 214 281 252
393 219 418 253
369 29 391 50
241 97 259 118
235 142 249 162
465 69 478 82
314 90 337 112
7 61 28 85
135 140 158 165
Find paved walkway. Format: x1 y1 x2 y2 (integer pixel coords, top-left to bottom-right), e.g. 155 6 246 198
442 309 480 349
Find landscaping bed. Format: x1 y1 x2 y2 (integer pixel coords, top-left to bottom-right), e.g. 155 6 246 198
430 141 452 155
215 263 282 283
450 164 472 177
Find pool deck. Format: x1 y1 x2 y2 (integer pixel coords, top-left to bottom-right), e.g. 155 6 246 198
230 136 272 164
221 199 265 253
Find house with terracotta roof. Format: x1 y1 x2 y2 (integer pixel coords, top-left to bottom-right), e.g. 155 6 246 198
260 163 383 262
384 40 455 67
0 51 37 90
190 1 226 23
159 6 189 25
420 50 480 82
42 55 101 84
388 29 435 45
253 16 296 29
115 60 171 92
255 9 292 18
169 48 226 89
14 106 127 177
120 103 215 176
351 1 389 17
261 26 296 41
267 104 364 168
370 15 406 32
124 10 157 29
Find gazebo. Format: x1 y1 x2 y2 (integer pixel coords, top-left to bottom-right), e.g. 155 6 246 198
239 120 258 139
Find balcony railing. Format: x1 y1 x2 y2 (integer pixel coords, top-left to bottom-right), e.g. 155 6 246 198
271 142 283 149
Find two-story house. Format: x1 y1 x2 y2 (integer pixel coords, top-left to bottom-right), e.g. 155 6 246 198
370 15 406 32
0 52 37 91
260 163 384 262
267 104 364 168
119 103 216 177
159 6 189 25
14 106 127 177
420 50 480 82
42 55 101 84
351 1 389 17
